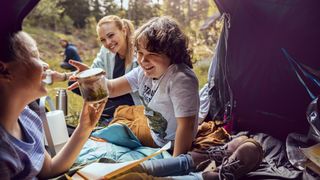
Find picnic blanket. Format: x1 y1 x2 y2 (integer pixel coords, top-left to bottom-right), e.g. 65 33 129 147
76 105 231 165
75 123 171 165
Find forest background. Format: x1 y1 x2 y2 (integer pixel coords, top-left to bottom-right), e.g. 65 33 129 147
24 0 221 125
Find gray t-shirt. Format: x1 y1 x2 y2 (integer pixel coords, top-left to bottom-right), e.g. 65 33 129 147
0 106 45 179
125 64 200 146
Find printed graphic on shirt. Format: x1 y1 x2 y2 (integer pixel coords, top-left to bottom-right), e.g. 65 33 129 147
140 96 167 139
142 85 157 103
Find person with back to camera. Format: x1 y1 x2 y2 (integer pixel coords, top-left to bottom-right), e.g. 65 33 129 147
0 31 105 179
59 39 82 71
69 16 200 157
52 15 141 124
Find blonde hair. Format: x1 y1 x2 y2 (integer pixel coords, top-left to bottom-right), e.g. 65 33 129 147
97 15 134 68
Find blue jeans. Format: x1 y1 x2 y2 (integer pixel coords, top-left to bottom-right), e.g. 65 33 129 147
140 154 203 180
60 61 76 71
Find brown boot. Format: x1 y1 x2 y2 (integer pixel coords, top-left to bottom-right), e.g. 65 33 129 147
202 138 264 180
190 136 249 171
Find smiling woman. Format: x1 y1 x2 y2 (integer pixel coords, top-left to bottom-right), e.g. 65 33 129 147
52 15 142 124
59 15 142 124
96 15 134 66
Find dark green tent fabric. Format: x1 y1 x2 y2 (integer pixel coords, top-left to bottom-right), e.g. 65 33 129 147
0 0 40 60
0 0 40 34
213 0 320 140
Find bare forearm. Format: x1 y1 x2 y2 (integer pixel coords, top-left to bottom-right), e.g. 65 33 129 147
173 117 196 156
173 129 194 156
106 76 132 98
52 71 74 82
41 126 91 178
40 101 105 178
52 126 91 170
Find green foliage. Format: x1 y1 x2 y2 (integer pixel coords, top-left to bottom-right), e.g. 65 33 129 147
162 0 185 25
101 0 120 16
127 0 161 26
58 0 91 28
26 0 220 43
23 0 222 122
207 0 219 16
193 58 211 89
90 0 103 22
160 0 216 59
91 0 120 21
162 0 209 27
25 0 64 30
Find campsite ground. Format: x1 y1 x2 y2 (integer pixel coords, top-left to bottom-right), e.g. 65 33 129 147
25 26 213 126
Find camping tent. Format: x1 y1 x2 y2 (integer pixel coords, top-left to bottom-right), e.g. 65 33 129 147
0 0 40 60
0 0 39 34
212 0 320 140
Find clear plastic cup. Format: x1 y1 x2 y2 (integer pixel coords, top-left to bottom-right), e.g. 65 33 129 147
76 68 108 103
42 69 53 85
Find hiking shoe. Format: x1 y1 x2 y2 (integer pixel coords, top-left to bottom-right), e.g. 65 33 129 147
202 138 264 180
190 136 249 171
201 157 244 180
189 146 229 171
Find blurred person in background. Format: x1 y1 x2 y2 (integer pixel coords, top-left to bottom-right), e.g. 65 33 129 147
59 39 82 71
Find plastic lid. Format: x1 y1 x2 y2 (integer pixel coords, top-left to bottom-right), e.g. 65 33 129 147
77 68 105 79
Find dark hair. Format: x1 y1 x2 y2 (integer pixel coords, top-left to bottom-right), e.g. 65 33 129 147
134 16 193 68
59 39 69 44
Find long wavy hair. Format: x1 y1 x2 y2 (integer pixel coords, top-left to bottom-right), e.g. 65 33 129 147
134 16 193 68
97 15 135 68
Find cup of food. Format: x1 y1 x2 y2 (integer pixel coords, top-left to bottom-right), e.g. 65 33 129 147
76 68 108 103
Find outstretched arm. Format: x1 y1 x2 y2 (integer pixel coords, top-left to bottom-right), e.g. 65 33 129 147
106 76 132 98
67 60 133 98
38 101 105 179
46 59 89 83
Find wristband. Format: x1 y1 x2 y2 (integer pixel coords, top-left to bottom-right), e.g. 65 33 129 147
63 72 67 81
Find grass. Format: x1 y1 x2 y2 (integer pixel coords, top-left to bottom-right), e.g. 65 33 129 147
25 26 212 126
